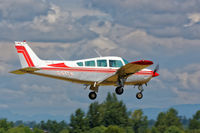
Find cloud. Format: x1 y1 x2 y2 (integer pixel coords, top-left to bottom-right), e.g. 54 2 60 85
156 64 200 104
0 0 50 22
184 13 200 27
85 0 200 39
0 1 98 42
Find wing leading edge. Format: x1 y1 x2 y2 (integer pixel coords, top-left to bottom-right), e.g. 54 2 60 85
99 60 153 84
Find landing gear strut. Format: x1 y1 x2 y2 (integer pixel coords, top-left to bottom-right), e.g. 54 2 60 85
136 85 144 99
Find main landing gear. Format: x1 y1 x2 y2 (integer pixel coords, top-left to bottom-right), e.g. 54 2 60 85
88 83 99 100
89 91 97 100
115 77 126 95
136 85 144 99
115 86 124 95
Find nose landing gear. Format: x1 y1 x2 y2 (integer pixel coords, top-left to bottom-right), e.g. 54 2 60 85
136 85 144 99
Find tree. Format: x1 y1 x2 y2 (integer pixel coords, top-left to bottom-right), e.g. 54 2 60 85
0 128 5 133
164 126 184 133
69 108 89 133
189 110 200 129
0 119 13 131
104 125 125 133
88 125 107 133
87 102 103 128
59 129 69 133
7 126 32 133
102 93 129 127
155 108 182 133
32 128 43 133
35 120 67 133
131 109 148 133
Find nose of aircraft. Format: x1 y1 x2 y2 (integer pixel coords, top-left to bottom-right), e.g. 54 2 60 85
152 72 159 77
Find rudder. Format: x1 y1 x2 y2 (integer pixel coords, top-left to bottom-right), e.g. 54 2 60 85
15 41 43 68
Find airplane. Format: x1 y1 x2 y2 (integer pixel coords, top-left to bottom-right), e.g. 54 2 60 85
10 41 159 100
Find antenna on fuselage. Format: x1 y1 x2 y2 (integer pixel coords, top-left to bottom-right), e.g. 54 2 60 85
94 49 102 57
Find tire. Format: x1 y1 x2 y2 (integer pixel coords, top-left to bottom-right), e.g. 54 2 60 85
115 87 124 95
89 92 97 100
136 92 143 99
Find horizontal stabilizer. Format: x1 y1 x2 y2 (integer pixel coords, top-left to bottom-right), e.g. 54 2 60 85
10 67 40 75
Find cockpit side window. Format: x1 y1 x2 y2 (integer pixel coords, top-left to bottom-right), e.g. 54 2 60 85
97 60 107 67
85 60 95 67
109 60 123 67
77 62 83 66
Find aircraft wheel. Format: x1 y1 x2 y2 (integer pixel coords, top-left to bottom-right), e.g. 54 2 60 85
115 87 124 95
89 92 97 100
136 92 143 99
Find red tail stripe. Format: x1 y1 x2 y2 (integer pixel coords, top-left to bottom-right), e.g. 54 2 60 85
16 46 34 67
48 63 69 67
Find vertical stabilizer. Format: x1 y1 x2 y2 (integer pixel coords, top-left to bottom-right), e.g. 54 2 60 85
15 41 43 68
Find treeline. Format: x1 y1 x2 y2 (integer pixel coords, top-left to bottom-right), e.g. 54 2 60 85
0 93 200 133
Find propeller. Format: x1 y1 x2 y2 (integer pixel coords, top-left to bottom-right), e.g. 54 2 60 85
154 64 159 73
153 64 159 77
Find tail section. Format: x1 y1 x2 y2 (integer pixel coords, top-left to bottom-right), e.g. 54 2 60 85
15 41 43 68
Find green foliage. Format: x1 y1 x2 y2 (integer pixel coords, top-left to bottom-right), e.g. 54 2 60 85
87 102 103 128
164 126 184 133
0 119 13 131
185 129 200 133
102 93 129 127
189 110 200 129
155 108 182 133
131 109 148 133
69 108 89 133
60 129 69 133
151 127 159 133
7 126 32 133
88 125 107 133
124 126 135 133
36 120 68 133
32 128 44 133
0 128 5 133
104 125 125 133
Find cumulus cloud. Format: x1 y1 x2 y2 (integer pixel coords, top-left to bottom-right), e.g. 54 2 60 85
0 1 98 42
157 64 200 104
184 13 200 27
0 0 50 22
84 0 200 39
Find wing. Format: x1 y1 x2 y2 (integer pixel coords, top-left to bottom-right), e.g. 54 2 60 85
99 60 153 85
10 67 41 75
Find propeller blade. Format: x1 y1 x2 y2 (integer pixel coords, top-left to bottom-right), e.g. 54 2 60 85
153 64 159 74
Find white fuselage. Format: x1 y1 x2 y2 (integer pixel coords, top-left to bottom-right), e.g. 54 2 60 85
31 56 153 86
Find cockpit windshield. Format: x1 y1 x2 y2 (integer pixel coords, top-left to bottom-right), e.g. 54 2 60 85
109 60 123 67
122 58 129 64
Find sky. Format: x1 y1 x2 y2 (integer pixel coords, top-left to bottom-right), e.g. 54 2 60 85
0 0 200 121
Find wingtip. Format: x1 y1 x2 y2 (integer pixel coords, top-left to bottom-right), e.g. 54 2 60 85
131 60 153 65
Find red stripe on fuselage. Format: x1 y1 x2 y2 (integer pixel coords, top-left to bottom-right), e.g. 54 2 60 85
41 67 154 75
48 63 69 67
41 67 117 73
16 46 34 67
